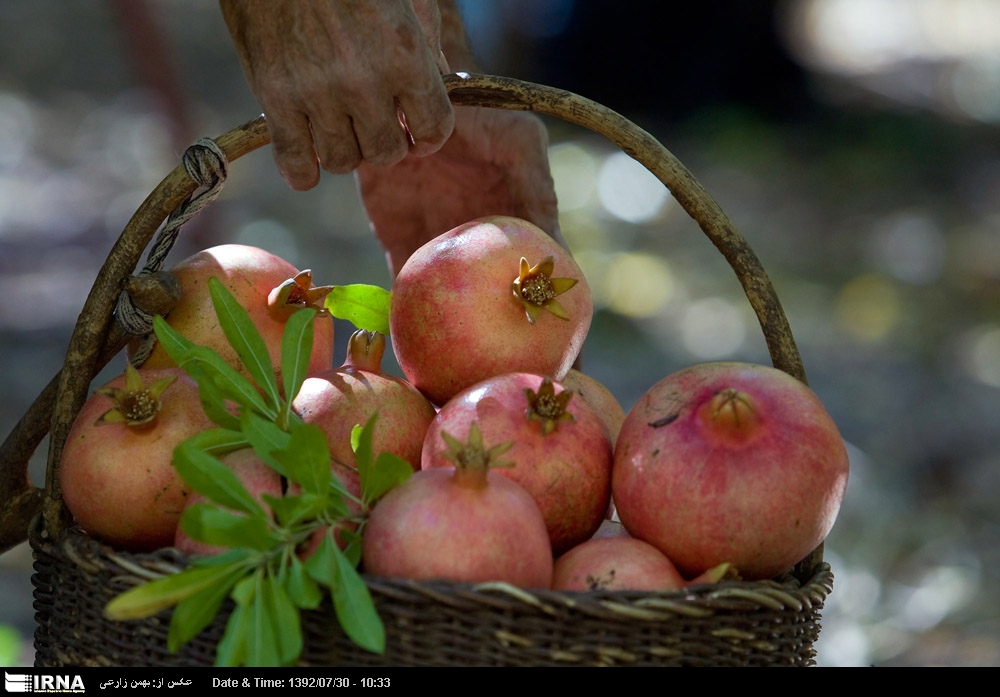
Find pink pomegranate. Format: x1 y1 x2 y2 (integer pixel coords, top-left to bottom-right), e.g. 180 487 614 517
612 361 850 580
131 244 335 385
552 537 686 592
558 368 626 443
389 216 593 406
59 364 215 552
421 373 613 555
292 330 436 471
362 423 553 588
174 447 283 556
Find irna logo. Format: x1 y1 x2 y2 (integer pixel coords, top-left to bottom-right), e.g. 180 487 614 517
5 673 85 693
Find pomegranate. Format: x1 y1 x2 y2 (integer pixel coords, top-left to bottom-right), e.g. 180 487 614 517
559 368 626 443
174 447 283 556
131 244 335 386
389 216 593 406
59 364 215 552
551 537 686 592
612 361 850 580
362 423 553 588
292 330 436 471
422 373 613 555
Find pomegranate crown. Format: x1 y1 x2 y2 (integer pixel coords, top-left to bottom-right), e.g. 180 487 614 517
95 362 177 429
524 377 576 435
511 256 579 324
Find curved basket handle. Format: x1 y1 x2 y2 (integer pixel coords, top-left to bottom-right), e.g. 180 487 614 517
5 74 810 571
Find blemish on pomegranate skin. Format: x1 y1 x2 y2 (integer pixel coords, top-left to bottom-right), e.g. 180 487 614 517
587 568 615 590
649 414 678 428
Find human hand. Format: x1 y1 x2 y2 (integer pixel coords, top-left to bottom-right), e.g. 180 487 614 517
219 0 454 190
356 105 563 277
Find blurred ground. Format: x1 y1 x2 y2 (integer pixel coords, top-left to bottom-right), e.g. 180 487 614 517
2 0 999 667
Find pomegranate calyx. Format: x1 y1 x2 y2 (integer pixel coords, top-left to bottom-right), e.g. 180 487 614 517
95 363 177 429
268 269 333 317
524 377 576 435
697 388 761 442
343 329 387 373
440 422 514 484
511 256 579 324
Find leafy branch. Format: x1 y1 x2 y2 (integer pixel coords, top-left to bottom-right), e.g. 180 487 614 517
104 277 411 666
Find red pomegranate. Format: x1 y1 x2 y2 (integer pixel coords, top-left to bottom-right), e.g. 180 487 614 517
422 373 613 555
612 361 850 580
59 364 215 552
292 330 436 471
552 537 686 592
131 244 335 386
389 216 593 406
362 423 553 588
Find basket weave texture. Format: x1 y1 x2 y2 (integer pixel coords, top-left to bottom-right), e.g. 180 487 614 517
32 524 832 667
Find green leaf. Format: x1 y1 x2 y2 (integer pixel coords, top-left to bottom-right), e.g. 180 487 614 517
189 547 254 568
329 544 385 654
152 313 200 366
209 277 281 412
167 565 246 652
265 491 333 529
193 375 242 431
105 562 249 621
337 527 363 568
241 410 294 476
261 574 303 666
215 592 249 667
181 427 248 456
172 441 264 515
353 416 377 498
284 555 323 610
365 452 414 509
324 284 391 335
179 503 280 551
274 423 331 496
280 308 315 416
302 534 383 654
154 316 276 420
244 573 283 667
350 424 363 454
353 414 413 509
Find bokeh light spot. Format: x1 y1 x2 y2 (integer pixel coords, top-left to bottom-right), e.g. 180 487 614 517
868 211 946 284
679 296 747 359
0 92 35 170
549 142 598 212
597 151 671 223
602 252 675 318
957 323 1000 388
834 274 901 343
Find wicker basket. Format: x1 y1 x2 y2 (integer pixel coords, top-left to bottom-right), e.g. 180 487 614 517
5 74 833 667
32 526 832 667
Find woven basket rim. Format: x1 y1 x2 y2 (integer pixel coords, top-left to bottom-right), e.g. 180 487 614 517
32 520 834 617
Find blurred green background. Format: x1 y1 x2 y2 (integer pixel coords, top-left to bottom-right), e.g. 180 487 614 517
2 1 998 667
